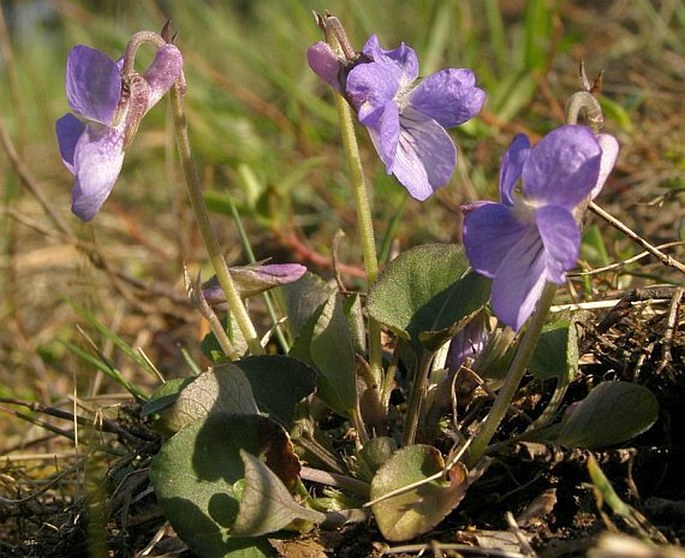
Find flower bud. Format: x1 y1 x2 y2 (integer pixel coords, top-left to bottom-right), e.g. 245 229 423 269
203 262 307 310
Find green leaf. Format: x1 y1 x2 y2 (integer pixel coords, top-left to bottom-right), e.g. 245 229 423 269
233 450 325 536
280 272 333 340
471 326 516 382
367 244 491 351
555 382 658 449
142 377 194 417
354 437 397 482
343 292 366 355
370 445 469 541
291 294 357 418
150 413 301 557
529 320 578 381
159 364 260 433
235 355 317 427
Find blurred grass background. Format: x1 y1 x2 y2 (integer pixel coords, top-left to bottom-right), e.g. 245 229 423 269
0 0 683 432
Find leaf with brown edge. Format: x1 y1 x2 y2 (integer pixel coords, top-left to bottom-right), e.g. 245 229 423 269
369 444 470 541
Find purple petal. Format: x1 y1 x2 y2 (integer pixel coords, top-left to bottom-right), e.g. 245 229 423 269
362 35 418 85
346 61 402 126
499 134 531 206
365 101 400 170
66 45 121 125
522 125 601 208
55 113 86 174
408 69 485 127
389 108 455 200
535 205 580 281
144 44 184 108
307 41 341 89
71 126 125 221
462 202 531 278
491 227 548 330
589 133 619 200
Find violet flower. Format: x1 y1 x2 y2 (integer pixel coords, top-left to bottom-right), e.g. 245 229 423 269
462 125 619 331
308 35 485 200
55 43 183 221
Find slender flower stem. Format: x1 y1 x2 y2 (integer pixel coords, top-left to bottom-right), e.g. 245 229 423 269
403 350 435 446
169 81 264 356
223 192 291 351
565 91 603 133
466 283 557 466
127 31 264 356
332 100 379 285
122 31 166 75
185 267 238 360
334 93 383 386
300 466 370 497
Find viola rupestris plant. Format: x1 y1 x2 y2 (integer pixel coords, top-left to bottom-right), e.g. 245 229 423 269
57 17 660 557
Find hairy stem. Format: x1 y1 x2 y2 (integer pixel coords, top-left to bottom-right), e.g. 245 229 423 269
565 91 603 133
122 31 166 75
402 350 435 446
223 192 291 352
169 82 264 356
334 93 383 387
466 283 557 466
185 268 237 359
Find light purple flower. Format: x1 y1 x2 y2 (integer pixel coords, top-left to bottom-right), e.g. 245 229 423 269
462 125 618 331
55 43 183 221
308 35 485 200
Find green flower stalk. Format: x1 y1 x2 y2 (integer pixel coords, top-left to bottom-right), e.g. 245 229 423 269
167 72 265 357
312 14 384 386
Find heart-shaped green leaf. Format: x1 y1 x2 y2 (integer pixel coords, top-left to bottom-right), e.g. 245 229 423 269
367 244 491 351
232 450 325 536
159 364 260 434
555 382 658 448
343 292 366 355
150 413 301 557
370 444 469 541
290 293 357 417
280 271 333 339
142 377 194 417
235 355 317 427
529 320 578 381
354 437 397 482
